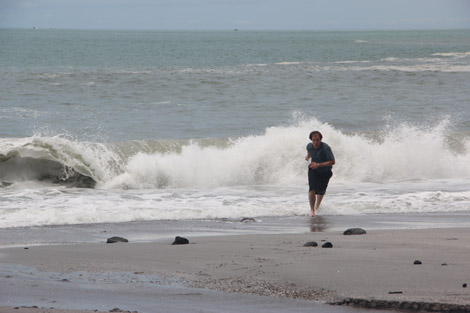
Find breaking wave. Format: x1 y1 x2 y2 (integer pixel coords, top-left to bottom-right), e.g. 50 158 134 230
1 117 469 190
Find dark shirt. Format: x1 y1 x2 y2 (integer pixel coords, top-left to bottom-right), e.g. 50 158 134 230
306 142 335 173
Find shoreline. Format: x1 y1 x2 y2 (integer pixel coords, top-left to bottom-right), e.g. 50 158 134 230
3 212 470 248
2 226 470 312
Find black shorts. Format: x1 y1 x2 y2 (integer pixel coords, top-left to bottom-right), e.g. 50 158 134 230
308 169 333 195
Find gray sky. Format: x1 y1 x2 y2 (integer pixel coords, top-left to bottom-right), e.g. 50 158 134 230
1 0 469 30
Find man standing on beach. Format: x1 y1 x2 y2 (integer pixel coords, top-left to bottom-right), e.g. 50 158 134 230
305 131 335 217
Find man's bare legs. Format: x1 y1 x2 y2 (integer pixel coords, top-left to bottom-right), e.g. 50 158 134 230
315 194 324 211
308 191 316 216
309 191 325 217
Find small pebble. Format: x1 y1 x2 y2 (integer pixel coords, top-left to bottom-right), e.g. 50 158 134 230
303 241 318 247
413 260 422 265
322 242 333 248
463 283 467 288
106 236 129 244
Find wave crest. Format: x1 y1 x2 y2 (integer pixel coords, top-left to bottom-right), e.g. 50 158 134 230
1 117 469 189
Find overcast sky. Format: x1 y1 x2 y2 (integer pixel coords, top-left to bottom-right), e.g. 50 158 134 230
1 0 469 30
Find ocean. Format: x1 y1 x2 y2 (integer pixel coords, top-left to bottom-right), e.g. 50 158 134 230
1 29 470 233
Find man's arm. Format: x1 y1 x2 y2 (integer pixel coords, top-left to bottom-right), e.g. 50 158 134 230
309 160 335 169
318 160 335 167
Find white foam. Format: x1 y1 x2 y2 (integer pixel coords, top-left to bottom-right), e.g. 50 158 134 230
381 57 400 62
0 107 42 119
334 60 360 64
2 177 470 228
100 117 470 190
275 62 301 65
363 64 470 72
431 52 470 58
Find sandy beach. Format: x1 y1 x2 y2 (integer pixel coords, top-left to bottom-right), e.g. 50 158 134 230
1 225 470 312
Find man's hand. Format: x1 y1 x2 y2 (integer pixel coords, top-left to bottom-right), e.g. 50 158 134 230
309 162 319 169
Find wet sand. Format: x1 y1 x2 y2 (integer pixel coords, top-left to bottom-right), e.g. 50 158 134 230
1 226 470 312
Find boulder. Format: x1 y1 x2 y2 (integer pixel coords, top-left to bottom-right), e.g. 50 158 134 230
172 236 189 245
343 228 367 235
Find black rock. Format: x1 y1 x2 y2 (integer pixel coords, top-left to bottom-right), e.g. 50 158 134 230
172 236 189 245
343 228 367 235
240 217 256 223
322 242 333 248
463 283 467 288
413 260 422 265
106 236 129 243
303 241 318 247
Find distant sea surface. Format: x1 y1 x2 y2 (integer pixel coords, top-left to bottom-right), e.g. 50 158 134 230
1 29 470 229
